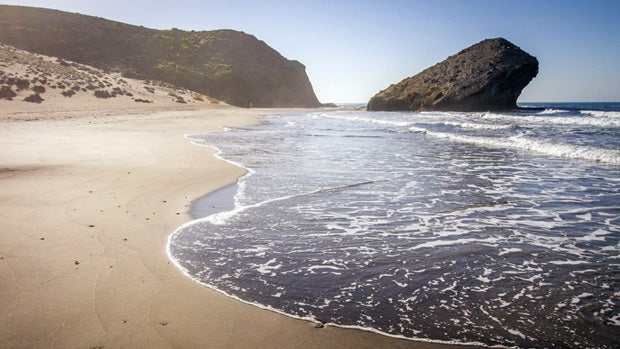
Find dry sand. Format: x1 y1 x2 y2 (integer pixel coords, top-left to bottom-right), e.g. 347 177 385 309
0 47 477 348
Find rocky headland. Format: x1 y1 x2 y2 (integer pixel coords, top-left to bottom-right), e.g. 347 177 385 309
0 5 321 108
367 38 538 112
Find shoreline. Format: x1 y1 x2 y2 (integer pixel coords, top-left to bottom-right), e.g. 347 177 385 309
0 105 477 348
169 113 486 348
173 177 492 348
189 183 238 219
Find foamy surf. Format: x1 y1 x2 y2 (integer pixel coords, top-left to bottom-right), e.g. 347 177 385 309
169 103 620 348
421 130 620 165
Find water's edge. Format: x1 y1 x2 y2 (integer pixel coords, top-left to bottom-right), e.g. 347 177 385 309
165 127 493 348
166 107 620 348
190 183 237 219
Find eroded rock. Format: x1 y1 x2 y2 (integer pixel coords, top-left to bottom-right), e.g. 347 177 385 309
368 38 538 112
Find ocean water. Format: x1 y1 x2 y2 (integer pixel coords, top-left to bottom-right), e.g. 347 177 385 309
168 103 620 348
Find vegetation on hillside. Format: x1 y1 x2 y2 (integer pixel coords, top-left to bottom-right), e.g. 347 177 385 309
0 5 320 107
0 43 218 107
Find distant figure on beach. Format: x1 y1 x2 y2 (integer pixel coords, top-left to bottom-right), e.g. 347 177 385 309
248 101 253 109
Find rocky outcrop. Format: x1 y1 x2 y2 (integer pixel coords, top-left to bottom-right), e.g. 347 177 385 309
368 38 538 112
0 5 321 108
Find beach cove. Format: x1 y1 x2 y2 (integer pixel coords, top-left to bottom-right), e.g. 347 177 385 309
0 104 472 348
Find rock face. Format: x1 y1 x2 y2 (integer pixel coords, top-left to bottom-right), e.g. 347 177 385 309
368 38 538 112
0 5 321 108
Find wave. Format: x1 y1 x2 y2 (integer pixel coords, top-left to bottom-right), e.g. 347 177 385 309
203 179 381 225
538 108 569 115
324 110 620 129
409 126 428 133
507 135 620 164
319 113 416 127
442 121 512 130
318 112 619 164
416 129 620 165
321 112 511 130
167 225 493 348
408 237 502 251
170 110 619 348
185 133 256 211
581 110 620 118
480 112 620 127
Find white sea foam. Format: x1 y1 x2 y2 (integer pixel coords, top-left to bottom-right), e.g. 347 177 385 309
169 109 619 348
409 237 500 250
326 108 620 128
498 248 523 256
185 133 257 211
539 108 569 115
508 134 620 164
254 258 282 275
320 113 416 127
549 260 589 265
405 126 425 133
575 229 612 242
393 280 408 287
307 265 343 274
581 110 620 118
482 112 620 127
320 111 620 164
443 121 512 130
571 293 594 304
206 179 382 225
575 213 592 221
422 130 620 165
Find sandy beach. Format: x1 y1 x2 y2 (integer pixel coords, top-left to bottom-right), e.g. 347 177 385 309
1 3 616 346
0 99 477 348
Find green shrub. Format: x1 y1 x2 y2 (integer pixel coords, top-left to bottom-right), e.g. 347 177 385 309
15 78 30 90
94 89 113 98
24 93 44 103
32 85 46 93
0 85 17 100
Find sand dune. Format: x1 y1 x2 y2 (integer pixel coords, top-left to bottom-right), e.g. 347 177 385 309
0 43 226 118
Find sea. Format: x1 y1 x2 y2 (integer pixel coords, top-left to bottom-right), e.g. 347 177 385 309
168 102 620 348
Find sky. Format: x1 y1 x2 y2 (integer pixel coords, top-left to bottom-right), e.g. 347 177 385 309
2 0 619 103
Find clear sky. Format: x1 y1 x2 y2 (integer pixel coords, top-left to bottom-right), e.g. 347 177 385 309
2 0 619 103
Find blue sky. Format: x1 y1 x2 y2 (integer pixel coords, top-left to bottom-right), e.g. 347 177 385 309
2 0 619 103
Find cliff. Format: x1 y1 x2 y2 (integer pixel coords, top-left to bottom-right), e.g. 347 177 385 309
367 38 538 112
0 5 321 108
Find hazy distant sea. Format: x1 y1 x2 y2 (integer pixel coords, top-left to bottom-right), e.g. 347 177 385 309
169 102 619 348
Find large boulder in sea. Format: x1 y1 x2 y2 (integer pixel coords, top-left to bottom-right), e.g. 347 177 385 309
367 38 538 112
0 5 321 108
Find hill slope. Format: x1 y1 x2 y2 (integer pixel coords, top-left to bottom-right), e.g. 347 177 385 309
0 5 321 108
1 43 227 117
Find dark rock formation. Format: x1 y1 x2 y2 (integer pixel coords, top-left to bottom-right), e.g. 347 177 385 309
320 102 339 108
0 5 321 108
368 38 538 112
